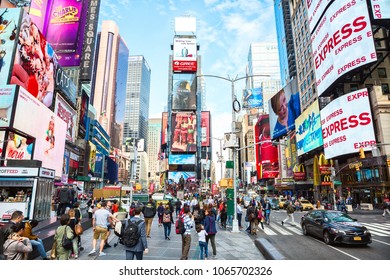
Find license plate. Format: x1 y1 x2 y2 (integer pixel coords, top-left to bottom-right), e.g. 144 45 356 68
353 236 362 241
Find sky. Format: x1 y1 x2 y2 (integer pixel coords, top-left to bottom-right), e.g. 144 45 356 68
98 0 277 179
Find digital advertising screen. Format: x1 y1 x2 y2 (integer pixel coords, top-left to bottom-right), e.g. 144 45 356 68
28 0 52 33
172 73 197 110
168 154 196 165
0 85 17 128
54 93 77 142
311 0 377 95
295 99 324 156
306 0 333 33
320 88 376 159
269 79 301 139
78 87 89 139
242 87 263 109
172 37 197 72
370 0 390 19
168 171 196 183
13 86 67 177
4 131 34 161
201 111 210 147
171 112 197 153
161 112 168 146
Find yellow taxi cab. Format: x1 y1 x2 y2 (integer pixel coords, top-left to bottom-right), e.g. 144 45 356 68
279 197 288 209
299 199 314 211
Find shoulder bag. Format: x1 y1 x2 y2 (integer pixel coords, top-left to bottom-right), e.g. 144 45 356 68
74 223 83 235
62 226 73 250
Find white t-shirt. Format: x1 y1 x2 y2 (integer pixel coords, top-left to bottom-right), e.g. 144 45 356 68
197 229 208 242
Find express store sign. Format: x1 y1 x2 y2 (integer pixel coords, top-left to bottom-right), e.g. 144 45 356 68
173 60 197 72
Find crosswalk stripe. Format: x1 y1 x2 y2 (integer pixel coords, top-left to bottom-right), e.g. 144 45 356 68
361 224 389 236
269 223 293 235
284 225 303 235
372 223 390 230
363 223 390 231
260 227 278 235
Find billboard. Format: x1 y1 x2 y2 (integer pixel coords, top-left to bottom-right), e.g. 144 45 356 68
13 86 67 176
269 79 301 139
201 111 210 147
242 87 263 109
28 0 52 33
312 0 377 96
88 141 96 173
320 88 376 159
172 37 197 72
172 73 196 110
370 0 390 19
295 100 324 156
168 154 196 165
0 1 30 8
10 10 56 107
168 171 196 183
171 112 197 153
54 63 77 106
254 115 279 179
161 112 168 145
306 0 333 33
78 87 89 139
0 85 17 128
0 8 21 86
54 93 77 142
4 131 34 161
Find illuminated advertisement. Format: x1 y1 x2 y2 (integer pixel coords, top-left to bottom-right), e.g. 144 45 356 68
62 149 69 184
10 10 56 107
88 141 96 173
13 86 67 176
0 8 21 85
0 130 5 154
0 85 16 128
312 0 377 96
242 87 263 109
254 115 279 179
370 0 390 19
171 112 197 153
28 0 51 33
269 79 301 139
168 154 196 165
172 73 196 110
78 87 89 139
295 100 323 156
4 131 34 161
285 134 298 178
161 112 168 145
306 0 333 33
54 93 76 142
172 37 197 72
201 111 210 147
320 88 376 159
168 171 196 183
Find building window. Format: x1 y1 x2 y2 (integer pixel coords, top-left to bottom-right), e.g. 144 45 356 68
350 84 359 91
365 84 373 90
382 84 389 94
378 68 387 78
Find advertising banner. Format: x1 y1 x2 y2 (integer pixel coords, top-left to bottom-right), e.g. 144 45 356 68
172 73 196 110
88 141 96 173
161 112 168 145
61 149 69 184
312 0 377 96
0 8 21 85
269 79 301 139
171 112 197 153
320 88 376 159
201 111 210 147
78 87 89 140
94 153 103 178
0 85 16 128
4 131 34 161
54 64 77 106
168 171 196 183
306 0 333 33
10 10 56 107
28 0 52 33
13 86 67 177
54 93 76 142
295 99 323 156
168 154 196 165
242 87 263 109
370 0 390 19
254 115 279 179
172 37 197 72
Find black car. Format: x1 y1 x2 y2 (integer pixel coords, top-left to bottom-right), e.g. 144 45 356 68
300 210 371 245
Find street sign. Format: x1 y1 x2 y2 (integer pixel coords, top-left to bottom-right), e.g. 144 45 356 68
226 161 234 169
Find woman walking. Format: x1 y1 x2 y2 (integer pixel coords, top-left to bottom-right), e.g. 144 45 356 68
204 209 217 258
162 205 172 240
53 214 74 260
157 202 165 227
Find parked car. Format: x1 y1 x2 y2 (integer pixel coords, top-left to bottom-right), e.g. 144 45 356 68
299 199 314 211
301 210 372 245
270 198 280 210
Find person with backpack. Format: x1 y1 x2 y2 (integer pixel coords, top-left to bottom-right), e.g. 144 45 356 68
142 197 156 238
180 205 193 260
282 201 295 226
175 199 182 217
56 185 72 217
162 205 172 240
204 208 217 258
121 206 148 260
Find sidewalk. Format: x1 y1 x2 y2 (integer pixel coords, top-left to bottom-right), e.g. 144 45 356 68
76 215 265 261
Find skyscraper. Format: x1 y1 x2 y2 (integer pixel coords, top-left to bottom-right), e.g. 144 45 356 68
148 118 162 187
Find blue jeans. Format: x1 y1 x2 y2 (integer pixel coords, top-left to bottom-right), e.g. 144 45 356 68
265 210 270 224
125 250 143 260
199 241 208 259
163 222 171 238
227 215 233 226
30 239 47 259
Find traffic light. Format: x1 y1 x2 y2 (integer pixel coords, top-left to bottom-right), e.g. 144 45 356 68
359 148 365 159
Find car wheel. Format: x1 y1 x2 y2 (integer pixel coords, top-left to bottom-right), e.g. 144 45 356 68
302 224 308 235
323 231 333 245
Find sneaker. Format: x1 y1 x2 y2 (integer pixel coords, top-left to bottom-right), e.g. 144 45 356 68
281 221 284 226
167 237 170 240
99 252 106 257
88 249 96 255
74 254 78 259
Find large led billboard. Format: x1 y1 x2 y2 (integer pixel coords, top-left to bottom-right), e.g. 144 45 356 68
0 8 21 85
161 112 168 146
306 0 333 33
312 0 377 96
168 154 196 165
295 100 323 156
201 111 210 147
254 114 279 179
320 88 376 159
78 87 89 140
370 0 390 19
28 0 51 33
54 93 77 142
171 112 197 153
4 131 34 161
13 86 67 176
269 79 301 139
242 87 263 109
172 73 196 110
0 85 16 128
168 171 196 183
172 37 197 72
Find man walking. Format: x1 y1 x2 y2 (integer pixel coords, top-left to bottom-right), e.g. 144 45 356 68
180 205 193 260
282 201 295 226
56 185 71 217
142 197 156 238
122 207 148 260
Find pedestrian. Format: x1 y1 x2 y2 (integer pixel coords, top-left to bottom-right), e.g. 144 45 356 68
180 205 193 260
111 200 119 213
162 205 172 240
246 202 258 234
282 202 295 226
263 199 271 225
157 202 165 227
88 201 120 257
219 202 227 228
3 222 32 260
204 208 217 258
236 199 243 230
68 208 79 258
142 197 156 238
21 219 48 260
175 199 182 217
104 200 114 249
257 205 265 230
382 200 390 217
0 210 24 259
88 204 94 219
196 224 208 260
56 185 71 217
53 214 74 260
122 207 148 260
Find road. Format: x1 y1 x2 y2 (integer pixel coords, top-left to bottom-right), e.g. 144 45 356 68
247 208 390 260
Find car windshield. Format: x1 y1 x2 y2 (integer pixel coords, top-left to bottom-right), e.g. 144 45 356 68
271 199 278 203
325 212 355 222
301 200 310 204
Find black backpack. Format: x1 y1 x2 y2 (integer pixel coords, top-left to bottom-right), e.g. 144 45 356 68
175 216 185 234
122 219 142 247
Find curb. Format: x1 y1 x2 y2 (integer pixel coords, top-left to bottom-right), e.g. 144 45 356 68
255 238 286 260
